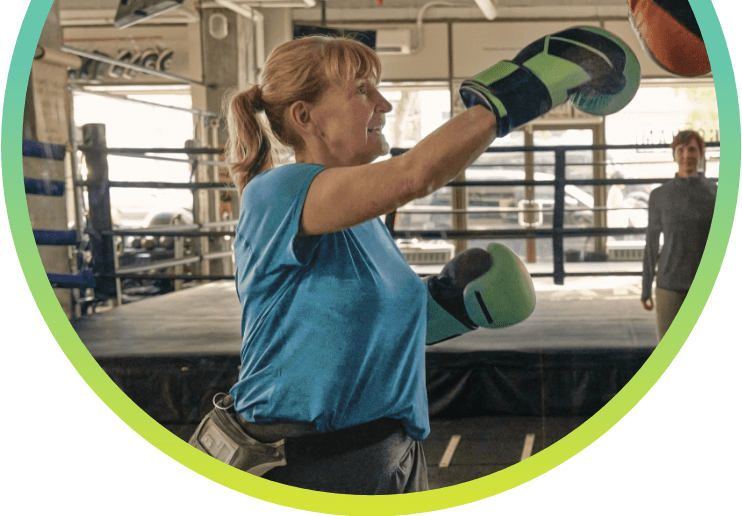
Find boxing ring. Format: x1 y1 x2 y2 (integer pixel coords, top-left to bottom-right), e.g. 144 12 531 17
70 277 656 440
25 48 711 439
29 128 700 439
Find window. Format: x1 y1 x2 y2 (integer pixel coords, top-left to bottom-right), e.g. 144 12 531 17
73 87 195 227
378 83 455 237
603 84 719 252
606 84 720 179
377 83 451 152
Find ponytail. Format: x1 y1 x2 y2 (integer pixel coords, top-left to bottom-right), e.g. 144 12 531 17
225 35 382 195
225 85 276 194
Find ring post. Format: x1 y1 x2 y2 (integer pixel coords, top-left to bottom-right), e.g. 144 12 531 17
552 149 566 285
82 123 120 302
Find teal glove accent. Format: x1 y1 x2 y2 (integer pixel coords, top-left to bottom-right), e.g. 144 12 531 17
425 282 474 345
568 27 642 115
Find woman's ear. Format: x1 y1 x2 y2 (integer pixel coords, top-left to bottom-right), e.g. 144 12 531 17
289 101 313 135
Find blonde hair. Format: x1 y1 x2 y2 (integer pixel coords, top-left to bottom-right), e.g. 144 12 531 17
225 35 382 194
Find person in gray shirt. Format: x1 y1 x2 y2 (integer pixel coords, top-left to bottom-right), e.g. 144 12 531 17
641 130 717 342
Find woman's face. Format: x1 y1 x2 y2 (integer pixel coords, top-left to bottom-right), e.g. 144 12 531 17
674 138 702 177
309 77 393 166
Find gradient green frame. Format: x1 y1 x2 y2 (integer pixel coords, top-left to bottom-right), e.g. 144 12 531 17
2 0 738 513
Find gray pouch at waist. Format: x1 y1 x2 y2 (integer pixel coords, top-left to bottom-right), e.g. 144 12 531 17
188 394 287 477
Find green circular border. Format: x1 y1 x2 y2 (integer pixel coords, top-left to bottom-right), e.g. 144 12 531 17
2 0 739 513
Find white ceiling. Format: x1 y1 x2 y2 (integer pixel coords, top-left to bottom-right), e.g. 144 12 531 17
58 0 625 7
57 0 631 28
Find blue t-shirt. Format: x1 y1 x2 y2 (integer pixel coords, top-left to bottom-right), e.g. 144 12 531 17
230 163 430 440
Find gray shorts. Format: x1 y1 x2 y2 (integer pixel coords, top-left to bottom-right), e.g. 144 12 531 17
262 427 429 495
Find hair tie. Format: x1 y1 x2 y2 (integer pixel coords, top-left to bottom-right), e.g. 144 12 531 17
252 88 264 112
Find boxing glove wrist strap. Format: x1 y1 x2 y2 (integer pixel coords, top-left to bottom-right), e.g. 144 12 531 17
426 280 476 345
460 62 553 137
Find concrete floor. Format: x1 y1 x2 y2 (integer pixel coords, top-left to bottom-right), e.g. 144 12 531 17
421 272 652 489
423 415 588 490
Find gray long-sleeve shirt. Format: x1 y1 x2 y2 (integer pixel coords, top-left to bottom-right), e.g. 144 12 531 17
642 173 717 301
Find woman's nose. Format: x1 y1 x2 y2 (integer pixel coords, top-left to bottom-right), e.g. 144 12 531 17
376 92 393 113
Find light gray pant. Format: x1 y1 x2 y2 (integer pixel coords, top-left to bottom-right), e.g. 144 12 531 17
655 287 689 343
263 428 428 495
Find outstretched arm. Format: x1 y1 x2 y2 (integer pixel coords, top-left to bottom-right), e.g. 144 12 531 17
301 105 497 236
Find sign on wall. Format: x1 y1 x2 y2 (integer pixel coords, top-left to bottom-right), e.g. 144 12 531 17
63 25 191 85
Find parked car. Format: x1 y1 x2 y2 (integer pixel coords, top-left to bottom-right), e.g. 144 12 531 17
122 208 195 253
115 207 196 300
395 169 598 231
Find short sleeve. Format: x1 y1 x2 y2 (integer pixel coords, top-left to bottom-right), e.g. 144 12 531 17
237 163 326 268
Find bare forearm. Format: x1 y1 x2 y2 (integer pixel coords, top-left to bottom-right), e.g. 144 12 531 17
301 106 497 236
401 105 498 198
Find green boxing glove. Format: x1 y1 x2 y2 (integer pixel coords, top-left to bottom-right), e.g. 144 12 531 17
460 26 641 137
425 243 536 345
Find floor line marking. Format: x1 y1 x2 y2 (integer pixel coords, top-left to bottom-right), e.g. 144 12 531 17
439 435 461 468
521 433 535 461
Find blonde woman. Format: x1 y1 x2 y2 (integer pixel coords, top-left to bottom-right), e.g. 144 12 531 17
221 30 638 493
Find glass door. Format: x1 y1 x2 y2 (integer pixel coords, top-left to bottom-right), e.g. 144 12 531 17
528 126 597 264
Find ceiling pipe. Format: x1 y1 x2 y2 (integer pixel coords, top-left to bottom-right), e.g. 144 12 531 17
410 0 497 54
60 6 200 27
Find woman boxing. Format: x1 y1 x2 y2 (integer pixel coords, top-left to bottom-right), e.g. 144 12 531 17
220 29 639 493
